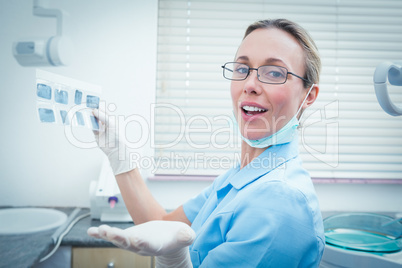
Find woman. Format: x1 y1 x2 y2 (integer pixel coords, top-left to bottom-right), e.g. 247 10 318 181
88 19 324 267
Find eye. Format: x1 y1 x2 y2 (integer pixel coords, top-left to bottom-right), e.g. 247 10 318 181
260 66 287 82
267 70 286 80
235 66 249 74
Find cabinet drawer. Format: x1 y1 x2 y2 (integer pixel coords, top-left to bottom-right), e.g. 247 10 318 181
72 247 154 268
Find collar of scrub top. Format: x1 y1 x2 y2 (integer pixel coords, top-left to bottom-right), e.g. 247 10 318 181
217 134 300 192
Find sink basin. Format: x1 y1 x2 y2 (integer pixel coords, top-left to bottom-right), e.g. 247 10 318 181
0 208 67 235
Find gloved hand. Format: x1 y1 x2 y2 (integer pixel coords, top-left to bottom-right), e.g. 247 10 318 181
92 109 135 175
87 220 195 268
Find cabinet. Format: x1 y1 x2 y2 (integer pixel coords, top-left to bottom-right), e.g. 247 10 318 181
72 247 154 268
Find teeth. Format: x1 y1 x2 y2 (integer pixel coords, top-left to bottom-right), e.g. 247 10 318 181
242 105 267 112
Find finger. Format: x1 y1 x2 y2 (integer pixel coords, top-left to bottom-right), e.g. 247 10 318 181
91 225 132 250
176 225 196 246
93 109 107 134
92 108 107 124
122 221 193 256
97 224 113 240
87 227 101 239
139 221 195 246
92 108 100 119
106 227 130 249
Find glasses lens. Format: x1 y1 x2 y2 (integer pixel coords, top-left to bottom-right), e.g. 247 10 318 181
258 65 287 84
223 62 249 80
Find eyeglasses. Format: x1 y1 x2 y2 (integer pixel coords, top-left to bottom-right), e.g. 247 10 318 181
221 62 310 85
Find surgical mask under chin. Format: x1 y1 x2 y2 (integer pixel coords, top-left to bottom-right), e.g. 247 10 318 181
238 84 315 149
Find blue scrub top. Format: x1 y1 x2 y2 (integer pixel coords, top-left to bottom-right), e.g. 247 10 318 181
183 137 325 267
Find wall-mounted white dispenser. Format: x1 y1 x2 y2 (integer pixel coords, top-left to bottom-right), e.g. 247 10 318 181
90 158 132 222
374 61 402 116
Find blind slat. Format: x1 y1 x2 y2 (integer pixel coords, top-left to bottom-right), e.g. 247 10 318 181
155 0 402 179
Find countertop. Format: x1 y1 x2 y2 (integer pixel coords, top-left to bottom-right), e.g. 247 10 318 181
0 208 398 268
0 207 133 268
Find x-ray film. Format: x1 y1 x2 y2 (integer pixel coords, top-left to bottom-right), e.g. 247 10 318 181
86 95 100 109
59 110 70 125
38 107 56 123
54 89 69 104
74 90 83 105
37 83 52 100
36 70 102 130
90 115 99 130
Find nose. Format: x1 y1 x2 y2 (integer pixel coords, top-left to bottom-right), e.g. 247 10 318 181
243 69 262 95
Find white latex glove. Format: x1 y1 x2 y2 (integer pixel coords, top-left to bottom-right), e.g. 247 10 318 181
87 221 195 268
92 108 135 175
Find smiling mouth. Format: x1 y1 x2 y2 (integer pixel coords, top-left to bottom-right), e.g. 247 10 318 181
242 105 268 116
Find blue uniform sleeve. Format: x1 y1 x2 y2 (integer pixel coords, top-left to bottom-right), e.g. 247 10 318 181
199 182 324 268
183 183 214 223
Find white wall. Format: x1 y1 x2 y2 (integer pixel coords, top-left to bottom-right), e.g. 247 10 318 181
0 0 401 213
0 0 158 207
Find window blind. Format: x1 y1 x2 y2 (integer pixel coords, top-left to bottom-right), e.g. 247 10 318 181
154 0 402 180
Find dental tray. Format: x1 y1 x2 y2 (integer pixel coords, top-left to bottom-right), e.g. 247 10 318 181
324 213 402 253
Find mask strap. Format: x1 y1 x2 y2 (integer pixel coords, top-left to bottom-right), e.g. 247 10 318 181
295 83 315 119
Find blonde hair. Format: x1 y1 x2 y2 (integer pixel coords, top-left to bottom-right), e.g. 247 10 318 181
244 19 321 88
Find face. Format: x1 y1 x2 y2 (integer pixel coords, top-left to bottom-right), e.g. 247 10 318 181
231 28 312 140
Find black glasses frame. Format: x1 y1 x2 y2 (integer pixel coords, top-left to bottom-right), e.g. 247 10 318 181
221 62 310 85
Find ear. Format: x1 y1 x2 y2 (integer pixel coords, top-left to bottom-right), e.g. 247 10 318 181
302 84 319 109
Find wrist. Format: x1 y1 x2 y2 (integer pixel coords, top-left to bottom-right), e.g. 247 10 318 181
155 247 192 268
106 148 136 175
